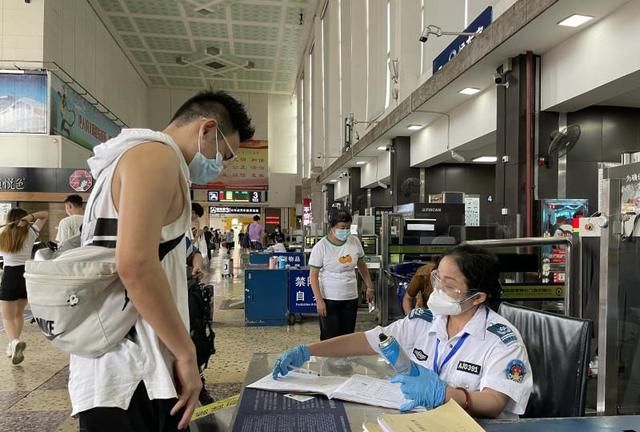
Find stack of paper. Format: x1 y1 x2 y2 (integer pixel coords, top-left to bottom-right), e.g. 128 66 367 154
247 372 415 410
373 399 486 432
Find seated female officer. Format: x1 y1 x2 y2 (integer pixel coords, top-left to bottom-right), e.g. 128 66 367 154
272 245 532 418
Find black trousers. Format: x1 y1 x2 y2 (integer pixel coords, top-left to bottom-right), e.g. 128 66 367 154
79 382 188 432
319 299 359 341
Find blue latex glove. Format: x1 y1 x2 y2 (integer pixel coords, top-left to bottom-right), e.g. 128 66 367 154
390 363 447 411
272 344 311 379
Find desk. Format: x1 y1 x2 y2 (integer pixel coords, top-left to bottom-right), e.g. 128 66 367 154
225 353 640 431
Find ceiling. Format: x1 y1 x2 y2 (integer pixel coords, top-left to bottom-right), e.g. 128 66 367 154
90 0 316 94
320 0 630 182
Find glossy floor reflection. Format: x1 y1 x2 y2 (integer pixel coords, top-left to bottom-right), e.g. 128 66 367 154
0 247 378 431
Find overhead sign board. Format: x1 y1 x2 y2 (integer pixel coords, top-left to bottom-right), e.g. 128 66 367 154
208 190 263 203
209 206 261 215
432 7 492 74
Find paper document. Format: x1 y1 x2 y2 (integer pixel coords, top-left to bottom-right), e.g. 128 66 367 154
377 399 486 432
247 373 413 411
362 421 384 432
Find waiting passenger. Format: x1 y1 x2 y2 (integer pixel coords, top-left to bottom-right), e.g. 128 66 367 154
267 234 287 253
69 90 254 432
0 209 48 365
308 209 375 340
273 245 532 418
56 194 84 243
402 262 437 315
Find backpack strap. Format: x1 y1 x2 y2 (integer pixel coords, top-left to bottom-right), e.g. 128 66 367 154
158 233 185 261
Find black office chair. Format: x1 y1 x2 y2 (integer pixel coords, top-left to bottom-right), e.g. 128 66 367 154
498 302 592 418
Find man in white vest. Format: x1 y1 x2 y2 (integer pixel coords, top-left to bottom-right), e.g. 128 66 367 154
70 91 254 431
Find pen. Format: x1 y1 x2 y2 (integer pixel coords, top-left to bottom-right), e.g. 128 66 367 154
288 366 320 376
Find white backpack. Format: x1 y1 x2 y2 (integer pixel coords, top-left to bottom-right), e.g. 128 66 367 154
25 232 184 358
25 245 136 358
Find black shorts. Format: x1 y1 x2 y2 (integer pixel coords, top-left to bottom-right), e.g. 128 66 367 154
0 265 27 301
79 382 188 432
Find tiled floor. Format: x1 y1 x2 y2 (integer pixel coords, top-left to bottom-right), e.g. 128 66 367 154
0 248 378 431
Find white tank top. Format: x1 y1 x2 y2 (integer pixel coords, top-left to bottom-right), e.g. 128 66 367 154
69 131 192 415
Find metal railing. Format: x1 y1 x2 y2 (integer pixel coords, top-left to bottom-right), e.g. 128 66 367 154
463 237 577 317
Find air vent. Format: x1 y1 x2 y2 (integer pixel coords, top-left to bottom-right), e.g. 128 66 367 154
206 61 226 70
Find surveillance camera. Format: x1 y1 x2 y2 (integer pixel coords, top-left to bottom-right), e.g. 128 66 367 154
494 72 509 88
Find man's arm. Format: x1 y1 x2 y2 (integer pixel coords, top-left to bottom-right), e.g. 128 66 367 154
114 143 200 429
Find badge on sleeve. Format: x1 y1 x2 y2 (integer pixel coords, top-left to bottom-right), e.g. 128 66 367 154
505 359 526 383
407 308 433 322
487 323 517 345
413 348 428 361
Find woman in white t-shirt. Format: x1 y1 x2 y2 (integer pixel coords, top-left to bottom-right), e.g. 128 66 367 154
308 209 374 340
0 208 48 365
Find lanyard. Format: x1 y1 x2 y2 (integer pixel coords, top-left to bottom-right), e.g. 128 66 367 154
432 333 470 376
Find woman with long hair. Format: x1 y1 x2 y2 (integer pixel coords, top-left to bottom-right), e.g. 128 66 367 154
0 208 48 365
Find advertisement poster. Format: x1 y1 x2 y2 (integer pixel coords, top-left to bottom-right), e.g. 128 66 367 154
540 199 588 284
50 75 121 150
192 139 268 191
303 198 312 226
0 72 48 133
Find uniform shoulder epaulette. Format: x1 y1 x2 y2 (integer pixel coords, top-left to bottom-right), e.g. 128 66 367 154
487 322 517 345
407 308 433 322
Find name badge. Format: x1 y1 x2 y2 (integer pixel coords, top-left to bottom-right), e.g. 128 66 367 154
457 361 481 375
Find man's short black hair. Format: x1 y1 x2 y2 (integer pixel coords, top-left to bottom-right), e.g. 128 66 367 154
170 90 255 142
253 215 260 221
192 202 204 218
64 194 83 208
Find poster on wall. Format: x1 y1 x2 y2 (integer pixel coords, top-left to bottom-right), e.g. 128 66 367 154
50 75 121 150
0 72 48 133
192 139 268 191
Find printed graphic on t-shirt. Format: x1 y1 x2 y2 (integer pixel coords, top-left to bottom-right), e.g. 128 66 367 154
338 255 353 264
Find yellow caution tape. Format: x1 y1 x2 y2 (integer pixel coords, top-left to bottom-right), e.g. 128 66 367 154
191 394 240 421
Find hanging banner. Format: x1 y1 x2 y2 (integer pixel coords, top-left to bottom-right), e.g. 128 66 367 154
192 139 268 191
303 198 312 226
0 72 48 133
50 75 121 150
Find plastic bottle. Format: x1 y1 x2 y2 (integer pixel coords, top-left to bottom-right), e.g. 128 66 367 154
378 333 419 376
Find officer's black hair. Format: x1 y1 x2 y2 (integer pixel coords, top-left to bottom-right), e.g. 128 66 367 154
328 208 352 227
191 202 204 218
170 90 255 142
441 244 502 310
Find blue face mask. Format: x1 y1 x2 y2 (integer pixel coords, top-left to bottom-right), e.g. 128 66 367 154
334 228 350 241
188 125 236 185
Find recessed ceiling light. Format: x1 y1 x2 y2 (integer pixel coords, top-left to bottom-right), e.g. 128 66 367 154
407 124 424 131
356 161 367 165
377 145 388 151
329 179 337 183
558 14 594 28
472 156 498 163
459 87 481 95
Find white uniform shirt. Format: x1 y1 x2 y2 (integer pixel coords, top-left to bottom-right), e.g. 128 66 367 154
364 305 533 416
308 235 365 301
56 214 83 243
